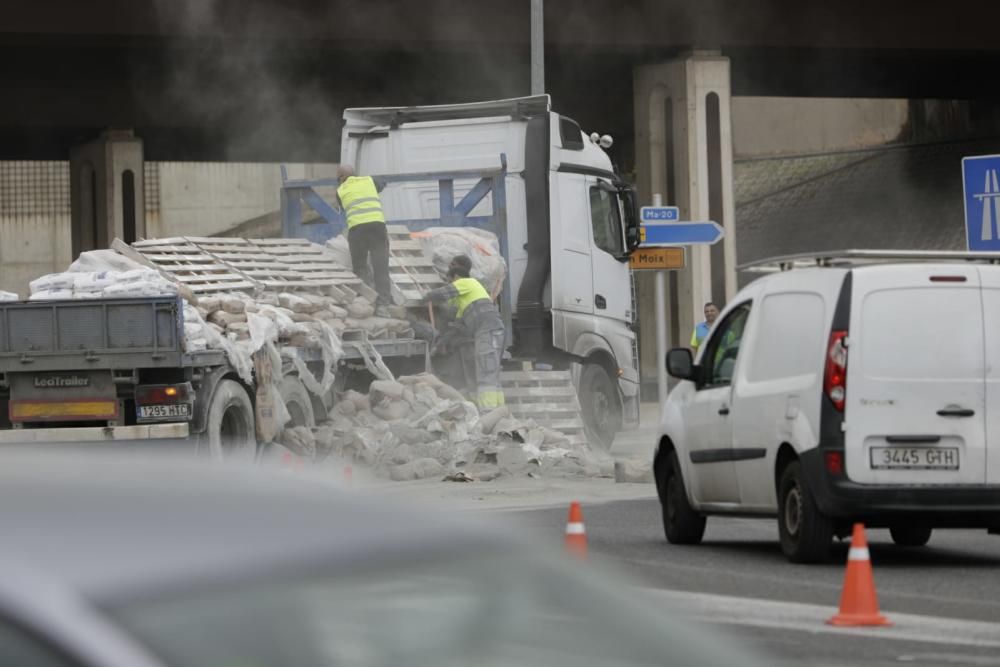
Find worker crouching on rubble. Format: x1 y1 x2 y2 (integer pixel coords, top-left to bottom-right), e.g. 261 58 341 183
423 255 506 409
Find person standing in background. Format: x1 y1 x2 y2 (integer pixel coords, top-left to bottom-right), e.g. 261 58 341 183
690 302 720 353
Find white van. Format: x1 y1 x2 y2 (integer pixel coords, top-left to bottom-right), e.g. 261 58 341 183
654 251 1000 562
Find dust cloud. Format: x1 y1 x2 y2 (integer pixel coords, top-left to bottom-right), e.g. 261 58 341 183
145 0 529 162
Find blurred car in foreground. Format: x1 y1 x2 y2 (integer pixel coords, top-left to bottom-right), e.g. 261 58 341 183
0 451 757 667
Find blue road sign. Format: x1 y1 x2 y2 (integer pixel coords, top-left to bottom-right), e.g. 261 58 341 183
962 154 1000 251
640 221 724 247
641 206 680 222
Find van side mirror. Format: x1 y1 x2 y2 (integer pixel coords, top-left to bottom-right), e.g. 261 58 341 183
666 348 696 381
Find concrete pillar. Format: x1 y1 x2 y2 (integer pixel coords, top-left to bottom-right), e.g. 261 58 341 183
633 52 737 393
70 129 145 256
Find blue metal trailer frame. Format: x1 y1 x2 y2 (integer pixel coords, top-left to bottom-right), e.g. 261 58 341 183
279 155 513 335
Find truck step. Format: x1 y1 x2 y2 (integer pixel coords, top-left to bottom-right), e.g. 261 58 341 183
500 369 588 447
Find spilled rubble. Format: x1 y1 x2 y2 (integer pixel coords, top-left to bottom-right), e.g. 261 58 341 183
283 373 616 482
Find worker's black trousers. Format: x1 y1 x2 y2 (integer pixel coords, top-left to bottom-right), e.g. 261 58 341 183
348 222 392 305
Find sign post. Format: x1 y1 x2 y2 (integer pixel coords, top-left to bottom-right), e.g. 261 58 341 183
650 195 669 405
636 201 726 402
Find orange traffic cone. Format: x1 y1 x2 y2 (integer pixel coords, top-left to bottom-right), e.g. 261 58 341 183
343 465 353 485
564 502 588 558
827 523 892 626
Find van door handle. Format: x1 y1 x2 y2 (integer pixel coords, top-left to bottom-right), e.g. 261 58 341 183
937 408 975 418
595 294 607 309
718 406 730 416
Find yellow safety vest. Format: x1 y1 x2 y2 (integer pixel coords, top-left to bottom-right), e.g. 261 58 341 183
450 277 491 318
337 176 385 229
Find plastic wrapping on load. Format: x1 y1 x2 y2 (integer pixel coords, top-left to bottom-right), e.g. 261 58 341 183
256 305 308 337
0 291 18 302
29 266 177 300
411 227 507 296
103 280 180 298
29 290 75 301
252 339 291 444
181 302 254 384
68 249 145 274
73 272 118 293
284 318 343 397
324 235 353 270
29 274 76 293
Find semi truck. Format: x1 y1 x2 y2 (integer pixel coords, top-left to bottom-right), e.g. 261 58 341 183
286 95 643 446
0 96 641 453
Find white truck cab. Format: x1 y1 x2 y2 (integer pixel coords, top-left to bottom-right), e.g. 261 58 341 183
654 250 1000 562
341 96 641 446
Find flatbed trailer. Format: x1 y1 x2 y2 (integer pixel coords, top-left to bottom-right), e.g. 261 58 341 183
0 296 427 455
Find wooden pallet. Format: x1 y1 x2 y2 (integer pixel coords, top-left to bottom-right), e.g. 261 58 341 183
500 370 588 446
121 238 259 295
204 237 367 296
124 231 442 306
385 224 445 305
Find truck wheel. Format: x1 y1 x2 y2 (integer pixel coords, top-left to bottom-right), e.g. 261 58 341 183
777 461 833 563
279 376 316 428
890 525 932 547
201 380 256 462
580 363 622 450
659 451 706 544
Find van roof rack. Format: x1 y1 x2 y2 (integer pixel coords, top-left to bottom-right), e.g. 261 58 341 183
738 249 1000 273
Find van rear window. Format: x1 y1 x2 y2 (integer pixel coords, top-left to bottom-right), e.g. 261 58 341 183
747 293 825 383
860 288 983 380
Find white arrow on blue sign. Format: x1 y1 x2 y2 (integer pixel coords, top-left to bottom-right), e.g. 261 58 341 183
962 154 1000 251
641 206 680 222
640 221 725 247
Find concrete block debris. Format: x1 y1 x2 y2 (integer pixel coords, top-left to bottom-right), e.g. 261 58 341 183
312 374 612 482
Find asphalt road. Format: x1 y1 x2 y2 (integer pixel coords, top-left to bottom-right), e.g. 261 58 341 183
505 498 1000 667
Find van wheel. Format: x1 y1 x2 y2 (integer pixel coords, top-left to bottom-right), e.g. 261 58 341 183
580 363 622 450
778 461 833 562
279 376 316 428
660 451 706 544
200 380 256 462
890 525 932 547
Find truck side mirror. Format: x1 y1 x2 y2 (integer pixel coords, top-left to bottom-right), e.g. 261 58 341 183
619 186 641 252
666 348 696 381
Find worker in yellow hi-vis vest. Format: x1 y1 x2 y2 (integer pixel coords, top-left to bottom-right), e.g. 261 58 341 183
336 164 391 316
423 255 506 410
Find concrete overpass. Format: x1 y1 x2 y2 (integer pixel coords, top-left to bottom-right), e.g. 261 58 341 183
4 0 1000 162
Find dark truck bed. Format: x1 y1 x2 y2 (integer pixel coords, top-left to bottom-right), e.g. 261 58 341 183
0 296 429 443
0 297 224 373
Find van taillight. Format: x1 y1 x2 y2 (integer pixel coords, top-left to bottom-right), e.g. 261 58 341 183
824 330 848 411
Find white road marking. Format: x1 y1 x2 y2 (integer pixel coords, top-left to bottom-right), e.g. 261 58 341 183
643 589 1000 649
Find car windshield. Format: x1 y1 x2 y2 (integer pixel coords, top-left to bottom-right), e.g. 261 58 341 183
103 551 715 667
